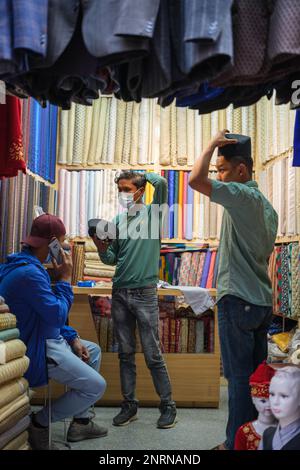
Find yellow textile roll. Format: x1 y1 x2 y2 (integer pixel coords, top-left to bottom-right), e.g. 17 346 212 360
0 340 26 364
202 114 211 151
115 100 126 164
101 99 111 163
72 104 86 165
130 102 140 165
0 357 30 386
0 314 17 331
2 431 28 451
0 378 28 409
170 103 177 166
187 110 195 165
82 105 93 166
177 108 187 165
159 106 171 166
0 394 30 424
95 98 108 164
57 109 68 164
66 102 75 165
122 102 133 164
87 98 101 165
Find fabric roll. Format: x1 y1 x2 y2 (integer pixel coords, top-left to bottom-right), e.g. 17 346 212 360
85 240 98 252
188 252 200 286
193 190 200 239
179 318 188 353
203 194 210 239
194 113 202 162
187 110 195 165
225 105 233 137
138 99 150 165
178 252 192 286
170 104 177 166
2 431 28 451
202 114 211 151
185 173 194 240
101 99 110 163
177 108 187 166
210 111 219 165
188 319 197 353
79 171 87 237
0 404 30 435
87 98 101 165
72 105 86 165
287 157 296 235
0 377 28 410
123 101 133 164
0 356 30 386
64 170 71 236
88 171 95 221
107 98 117 164
82 105 93 166
206 251 217 289
195 321 204 353
115 100 126 164
232 107 242 134
199 194 205 240
130 102 140 165
200 251 212 288
280 245 289 316
0 415 30 450
0 314 17 331
182 172 188 239
296 168 300 233
159 106 171 166
0 393 30 424
173 171 179 239
69 171 78 238
0 340 26 364
195 252 207 286
0 303 9 313
66 103 75 165
291 243 300 318
57 110 68 164
95 98 108 164
168 171 175 239
58 169 66 222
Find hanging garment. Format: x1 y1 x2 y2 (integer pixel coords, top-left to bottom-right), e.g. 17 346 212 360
0 95 26 178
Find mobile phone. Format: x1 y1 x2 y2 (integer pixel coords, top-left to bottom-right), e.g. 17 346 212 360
48 238 63 264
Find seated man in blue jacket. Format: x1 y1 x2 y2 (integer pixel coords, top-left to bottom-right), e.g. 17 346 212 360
0 214 107 449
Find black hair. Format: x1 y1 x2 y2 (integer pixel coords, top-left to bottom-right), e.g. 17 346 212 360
224 154 253 175
114 171 146 189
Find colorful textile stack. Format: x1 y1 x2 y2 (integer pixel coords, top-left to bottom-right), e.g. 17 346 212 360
0 172 57 263
89 296 214 354
57 99 260 167
22 98 58 184
57 168 223 241
268 242 300 318
83 240 115 282
160 249 219 288
0 297 30 451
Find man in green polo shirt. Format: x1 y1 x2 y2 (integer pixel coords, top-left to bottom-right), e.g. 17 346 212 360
189 130 278 450
92 171 177 430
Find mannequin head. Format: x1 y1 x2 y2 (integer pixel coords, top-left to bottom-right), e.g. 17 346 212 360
252 396 275 424
269 367 300 428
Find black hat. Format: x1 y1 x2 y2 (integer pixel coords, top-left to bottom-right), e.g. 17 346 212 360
218 133 251 159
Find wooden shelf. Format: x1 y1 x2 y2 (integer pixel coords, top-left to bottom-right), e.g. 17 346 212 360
72 285 217 297
26 169 57 189
57 163 217 172
275 235 300 244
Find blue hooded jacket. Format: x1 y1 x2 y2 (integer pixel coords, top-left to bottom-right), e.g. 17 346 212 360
0 247 76 387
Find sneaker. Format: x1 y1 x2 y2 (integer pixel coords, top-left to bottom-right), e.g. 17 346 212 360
112 402 138 426
67 420 108 442
157 402 177 429
28 418 59 450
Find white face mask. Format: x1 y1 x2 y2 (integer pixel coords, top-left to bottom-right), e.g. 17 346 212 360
118 189 141 209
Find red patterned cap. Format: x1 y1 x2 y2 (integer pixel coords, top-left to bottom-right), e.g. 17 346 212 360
249 361 275 398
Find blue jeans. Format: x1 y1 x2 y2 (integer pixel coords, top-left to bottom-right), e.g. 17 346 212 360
36 337 106 426
218 295 272 449
112 286 173 405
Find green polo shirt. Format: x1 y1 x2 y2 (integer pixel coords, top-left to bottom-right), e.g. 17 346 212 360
210 179 278 306
99 173 167 289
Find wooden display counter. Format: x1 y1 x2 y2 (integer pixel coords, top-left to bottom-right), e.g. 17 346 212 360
32 287 220 408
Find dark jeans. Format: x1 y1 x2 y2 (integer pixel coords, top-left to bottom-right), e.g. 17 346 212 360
111 286 173 405
218 295 272 450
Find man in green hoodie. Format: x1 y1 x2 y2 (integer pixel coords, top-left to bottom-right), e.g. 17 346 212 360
92 171 177 429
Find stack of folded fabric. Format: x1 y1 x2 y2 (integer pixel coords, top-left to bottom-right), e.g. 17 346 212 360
0 297 31 451
84 240 115 282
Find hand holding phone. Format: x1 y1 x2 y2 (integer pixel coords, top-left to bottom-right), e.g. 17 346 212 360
49 239 73 283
